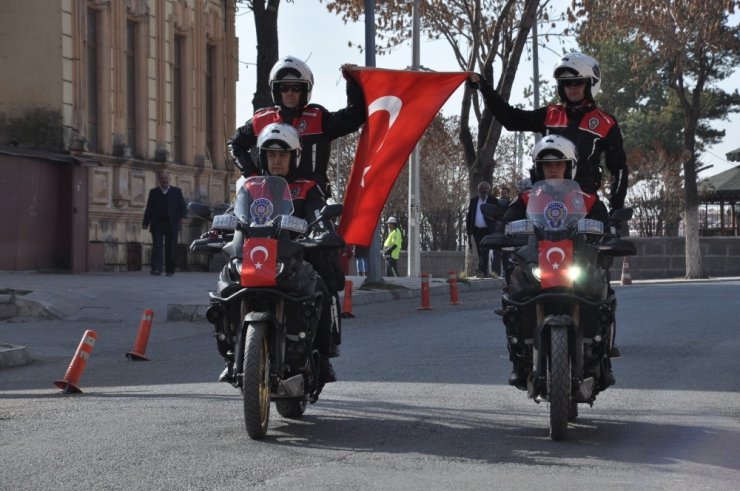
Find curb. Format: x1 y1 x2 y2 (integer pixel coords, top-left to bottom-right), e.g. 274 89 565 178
0 342 32 369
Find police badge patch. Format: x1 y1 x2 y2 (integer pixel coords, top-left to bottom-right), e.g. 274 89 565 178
544 201 567 230
589 117 600 130
297 120 308 133
250 198 274 226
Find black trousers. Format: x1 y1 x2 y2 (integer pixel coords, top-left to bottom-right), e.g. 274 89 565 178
471 227 491 274
150 225 178 274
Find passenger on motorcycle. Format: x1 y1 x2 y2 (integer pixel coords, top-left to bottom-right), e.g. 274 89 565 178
228 56 366 196
502 134 616 388
468 52 628 212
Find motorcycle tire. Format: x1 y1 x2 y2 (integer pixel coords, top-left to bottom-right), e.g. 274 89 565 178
548 326 570 441
242 323 270 439
276 399 307 419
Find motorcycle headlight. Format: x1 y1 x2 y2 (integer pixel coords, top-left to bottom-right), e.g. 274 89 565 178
567 265 583 282
531 266 541 281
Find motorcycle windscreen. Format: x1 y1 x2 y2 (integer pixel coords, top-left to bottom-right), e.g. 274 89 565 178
241 238 278 287
538 240 574 288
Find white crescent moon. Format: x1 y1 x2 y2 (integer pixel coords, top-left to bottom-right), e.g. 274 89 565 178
546 247 565 264
368 95 402 128
367 95 403 154
250 246 269 262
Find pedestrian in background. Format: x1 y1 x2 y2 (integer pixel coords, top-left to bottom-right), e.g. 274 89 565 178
354 245 369 276
142 170 187 276
383 217 403 277
465 181 498 277
491 186 512 276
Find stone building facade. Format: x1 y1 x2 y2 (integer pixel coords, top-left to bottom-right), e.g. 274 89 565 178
0 0 238 270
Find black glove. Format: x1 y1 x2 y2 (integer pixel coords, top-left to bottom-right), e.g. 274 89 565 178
466 73 484 91
200 229 219 239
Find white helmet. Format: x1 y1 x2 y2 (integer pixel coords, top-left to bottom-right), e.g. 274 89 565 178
269 56 314 106
256 123 302 175
387 216 398 224
531 134 578 181
553 52 601 100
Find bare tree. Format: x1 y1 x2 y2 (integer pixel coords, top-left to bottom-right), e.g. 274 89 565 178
236 0 288 111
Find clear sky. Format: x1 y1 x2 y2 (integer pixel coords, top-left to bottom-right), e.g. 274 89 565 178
233 2 739 178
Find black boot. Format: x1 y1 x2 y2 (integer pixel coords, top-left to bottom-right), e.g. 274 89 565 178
218 362 236 386
508 366 527 390
319 356 337 384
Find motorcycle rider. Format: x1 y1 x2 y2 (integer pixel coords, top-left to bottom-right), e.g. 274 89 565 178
503 135 615 389
220 122 341 386
468 52 628 212
228 56 366 195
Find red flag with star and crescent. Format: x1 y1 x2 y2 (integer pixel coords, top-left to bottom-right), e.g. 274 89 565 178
338 68 469 246
241 238 278 287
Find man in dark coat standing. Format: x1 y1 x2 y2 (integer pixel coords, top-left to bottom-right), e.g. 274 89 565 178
466 181 499 276
142 170 187 276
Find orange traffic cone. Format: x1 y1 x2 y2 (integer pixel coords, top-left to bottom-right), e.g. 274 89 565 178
125 309 154 361
341 280 355 318
620 257 632 286
418 273 433 310
448 270 462 305
54 330 98 394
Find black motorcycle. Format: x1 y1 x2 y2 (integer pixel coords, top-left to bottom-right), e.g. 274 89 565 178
191 175 344 439
482 179 636 440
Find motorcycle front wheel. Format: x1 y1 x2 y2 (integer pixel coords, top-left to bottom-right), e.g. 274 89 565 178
242 323 270 439
548 326 571 441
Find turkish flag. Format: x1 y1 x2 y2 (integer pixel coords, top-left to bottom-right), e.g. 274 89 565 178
338 68 469 246
241 238 278 287
538 240 574 289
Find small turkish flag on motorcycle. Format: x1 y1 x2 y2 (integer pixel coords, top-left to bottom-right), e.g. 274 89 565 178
538 240 574 289
241 238 278 287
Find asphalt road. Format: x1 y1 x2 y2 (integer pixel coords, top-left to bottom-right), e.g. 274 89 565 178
1 281 739 490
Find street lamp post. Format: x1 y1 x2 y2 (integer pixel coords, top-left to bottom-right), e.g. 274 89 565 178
407 0 421 277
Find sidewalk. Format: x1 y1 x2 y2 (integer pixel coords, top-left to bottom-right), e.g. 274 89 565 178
0 271 501 369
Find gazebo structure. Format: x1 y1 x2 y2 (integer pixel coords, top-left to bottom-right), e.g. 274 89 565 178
698 149 740 236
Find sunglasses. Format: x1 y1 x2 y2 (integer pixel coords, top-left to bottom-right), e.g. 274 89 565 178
561 79 587 88
279 85 304 93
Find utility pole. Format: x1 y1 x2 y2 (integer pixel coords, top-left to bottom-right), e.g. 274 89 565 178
532 19 541 142
364 0 384 284
407 0 421 277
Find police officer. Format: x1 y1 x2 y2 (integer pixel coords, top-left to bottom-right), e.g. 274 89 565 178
220 122 340 386
228 56 366 195
469 52 628 212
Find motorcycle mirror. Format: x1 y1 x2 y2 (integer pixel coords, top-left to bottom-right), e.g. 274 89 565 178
187 202 211 221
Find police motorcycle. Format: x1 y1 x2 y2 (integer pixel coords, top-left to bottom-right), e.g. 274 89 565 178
481 179 635 441
193 175 344 439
